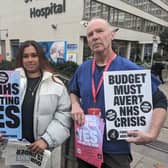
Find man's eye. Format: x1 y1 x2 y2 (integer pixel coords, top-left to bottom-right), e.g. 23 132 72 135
96 29 103 33
88 32 93 37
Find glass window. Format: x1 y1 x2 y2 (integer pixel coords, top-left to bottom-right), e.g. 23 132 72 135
10 39 19 58
83 37 92 61
0 40 6 59
130 42 140 62
83 0 91 19
90 1 102 17
144 20 150 32
113 9 119 26
118 11 125 27
120 0 168 21
144 44 152 62
132 16 137 29
83 0 165 35
102 4 109 20
160 0 168 6
136 17 143 31
124 13 132 29
112 40 127 57
109 8 115 24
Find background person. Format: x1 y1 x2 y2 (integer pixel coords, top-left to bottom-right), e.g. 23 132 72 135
151 62 165 84
68 18 167 168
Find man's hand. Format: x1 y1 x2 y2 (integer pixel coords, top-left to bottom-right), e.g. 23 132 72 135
127 107 167 145
126 130 155 145
71 102 85 126
28 138 48 153
154 163 165 168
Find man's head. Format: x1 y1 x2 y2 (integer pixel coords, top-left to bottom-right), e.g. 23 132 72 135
87 18 114 56
15 40 54 75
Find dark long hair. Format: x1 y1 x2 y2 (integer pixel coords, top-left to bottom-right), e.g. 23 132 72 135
14 40 54 72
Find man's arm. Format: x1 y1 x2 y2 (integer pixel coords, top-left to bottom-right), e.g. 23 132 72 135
127 108 167 144
148 89 167 140
70 93 85 125
148 107 167 140
127 89 167 144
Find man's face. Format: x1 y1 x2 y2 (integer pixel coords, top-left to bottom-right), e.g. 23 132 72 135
87 19 114 54
22 45 40 75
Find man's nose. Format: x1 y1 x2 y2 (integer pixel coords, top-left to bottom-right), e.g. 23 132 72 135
92 32 98 39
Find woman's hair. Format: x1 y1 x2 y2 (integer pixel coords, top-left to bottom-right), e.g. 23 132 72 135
14 40 54 72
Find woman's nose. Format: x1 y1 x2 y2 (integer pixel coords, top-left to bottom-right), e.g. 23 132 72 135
27 55 33 61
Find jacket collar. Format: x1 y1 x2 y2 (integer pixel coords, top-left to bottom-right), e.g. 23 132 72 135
15 67 52 81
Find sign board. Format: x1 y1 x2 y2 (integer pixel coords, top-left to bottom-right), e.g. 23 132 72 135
0 71 22 139
67 44 78 62
39 41 67 64
104 70 153 140
75 115 104 168
24 0 66 19
5 140 51 168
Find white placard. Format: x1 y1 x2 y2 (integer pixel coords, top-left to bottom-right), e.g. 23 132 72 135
5 140 51 168
104 70 153 140
0 70 22 139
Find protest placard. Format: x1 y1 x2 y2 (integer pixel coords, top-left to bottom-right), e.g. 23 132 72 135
75 115 104 168
104 70 153 140
5 140 51 168
0 70 22 139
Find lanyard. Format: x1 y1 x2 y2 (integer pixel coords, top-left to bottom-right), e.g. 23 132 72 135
91 52 116 104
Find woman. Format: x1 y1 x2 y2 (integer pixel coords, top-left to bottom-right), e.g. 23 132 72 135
1 40 71 167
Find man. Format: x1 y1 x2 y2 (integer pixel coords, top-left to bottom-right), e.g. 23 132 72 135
0 40 71 167
68 18 167 168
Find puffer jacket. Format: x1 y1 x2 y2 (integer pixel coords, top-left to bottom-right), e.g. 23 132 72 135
16 68 71 149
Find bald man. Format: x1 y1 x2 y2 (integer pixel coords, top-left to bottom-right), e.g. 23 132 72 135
69 18 167 168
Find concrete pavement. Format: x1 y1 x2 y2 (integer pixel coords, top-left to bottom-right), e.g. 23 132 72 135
131 143 168 168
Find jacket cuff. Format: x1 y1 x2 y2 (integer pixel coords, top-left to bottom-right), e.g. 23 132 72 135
41 133 53 148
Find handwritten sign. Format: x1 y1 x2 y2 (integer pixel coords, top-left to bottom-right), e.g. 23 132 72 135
104 70 153 140
0 71 22 139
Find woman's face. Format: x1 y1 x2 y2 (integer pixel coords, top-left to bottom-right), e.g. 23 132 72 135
22 45 41 77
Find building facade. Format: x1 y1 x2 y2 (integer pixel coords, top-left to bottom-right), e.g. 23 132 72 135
0 0 168 64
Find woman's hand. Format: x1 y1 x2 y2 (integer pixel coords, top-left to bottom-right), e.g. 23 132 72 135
28 138 48 153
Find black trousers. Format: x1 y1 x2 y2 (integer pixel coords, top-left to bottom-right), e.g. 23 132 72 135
78 153 132 168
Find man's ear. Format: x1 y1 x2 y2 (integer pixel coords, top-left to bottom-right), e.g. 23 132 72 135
111 28 119 40
111 31 115 40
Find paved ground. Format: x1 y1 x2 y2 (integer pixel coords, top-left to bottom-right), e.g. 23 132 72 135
131 144 168 168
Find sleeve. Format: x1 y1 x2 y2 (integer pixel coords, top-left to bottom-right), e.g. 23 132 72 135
68 67 80 97
41 86 72 149
152 88 167 110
